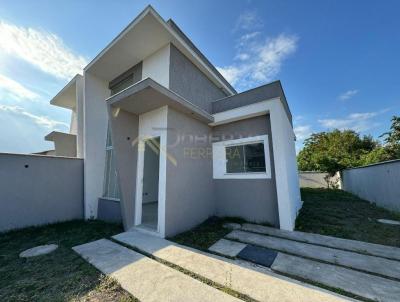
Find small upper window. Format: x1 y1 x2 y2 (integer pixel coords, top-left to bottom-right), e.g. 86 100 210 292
110 75 134 96
213 135 271 179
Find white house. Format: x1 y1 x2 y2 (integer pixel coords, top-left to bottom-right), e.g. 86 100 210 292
46 6 302 238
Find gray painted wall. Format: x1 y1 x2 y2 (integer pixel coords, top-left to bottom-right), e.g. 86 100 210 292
342 160 400 212
97 198 122 223
211 81 292 125
0 153 83 232
169 44 227 113
165 108 215 237
212 115 280 226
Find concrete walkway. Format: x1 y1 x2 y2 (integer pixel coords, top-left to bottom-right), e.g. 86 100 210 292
210 238 400 302
113 230 351 302
272 253 400 302
73 239 241 302
227 230 400 280
241 223 400 261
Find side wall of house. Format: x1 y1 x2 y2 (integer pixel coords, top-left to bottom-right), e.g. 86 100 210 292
169 44 227 113
53 134 77 157
83 72 110 219
212 115 280 226
165 108 215 237
0 154 83 232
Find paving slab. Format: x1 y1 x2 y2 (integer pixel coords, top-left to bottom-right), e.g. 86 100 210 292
241 223 400 261
378 219 400 226
223 223 242 230
237 245 278 267
272 253 400 302
113 230 352 302
226 230 400 280
208 239 246 257
19 244 58 258
72 239 241 302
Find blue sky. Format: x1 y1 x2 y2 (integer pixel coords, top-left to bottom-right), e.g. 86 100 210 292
0 0 399 153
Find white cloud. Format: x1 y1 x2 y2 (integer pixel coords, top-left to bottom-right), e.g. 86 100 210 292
234 11 263 32
0 74 39 100
318 110 388 132
338 89 358 101
0 104 68 130
0 21 87 80
217 34 298 90
294 125 313 140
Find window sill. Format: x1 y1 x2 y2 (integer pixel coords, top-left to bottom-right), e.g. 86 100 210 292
214 172 269 179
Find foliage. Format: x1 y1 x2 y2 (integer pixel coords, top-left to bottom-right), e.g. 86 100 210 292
297 129 378 174
380 115 400 159
298 115 400 173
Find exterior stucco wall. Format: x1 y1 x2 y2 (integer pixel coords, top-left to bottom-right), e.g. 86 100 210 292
211 81 292 125
76 75 84 158
212 115 280 226
107 107 139 230
342 160 400 212
169 44 227 113
53 134 77 157
142 44 170 88
165 108 215 237
0 153 83 232
83 72 110 219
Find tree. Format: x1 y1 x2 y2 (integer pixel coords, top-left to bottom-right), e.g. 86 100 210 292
297 129 378 175
380 115 400 160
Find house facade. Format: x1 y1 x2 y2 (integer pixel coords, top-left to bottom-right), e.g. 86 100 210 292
46 6 301 238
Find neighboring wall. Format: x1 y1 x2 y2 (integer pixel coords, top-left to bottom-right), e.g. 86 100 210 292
299 172 341 188
0 153 83 232
165 108 215 237
342 160 400 212
212 115 280 226
169 44 227 113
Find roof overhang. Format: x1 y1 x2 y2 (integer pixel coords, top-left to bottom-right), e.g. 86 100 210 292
45 131 76 142
85 6 235 95
106 78 214 123
50 74 82 109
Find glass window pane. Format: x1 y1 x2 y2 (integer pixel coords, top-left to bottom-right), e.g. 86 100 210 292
226 145 245 173
245 143 266 172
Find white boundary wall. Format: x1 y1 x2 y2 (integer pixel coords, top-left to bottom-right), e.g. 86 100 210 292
342 160 400 212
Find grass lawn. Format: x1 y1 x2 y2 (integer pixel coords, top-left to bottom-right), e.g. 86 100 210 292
170 217 245 250
0 220 137 302
296 188 400 247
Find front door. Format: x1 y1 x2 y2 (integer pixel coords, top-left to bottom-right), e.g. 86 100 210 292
140 137 160 230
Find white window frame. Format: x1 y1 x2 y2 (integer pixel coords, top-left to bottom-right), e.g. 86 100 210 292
212 135 271 179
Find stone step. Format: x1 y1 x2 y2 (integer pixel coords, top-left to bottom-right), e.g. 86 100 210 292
72 239 241 302
226 230 400 280
113 230 352 302
241 223 400 261
272 253 400 302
